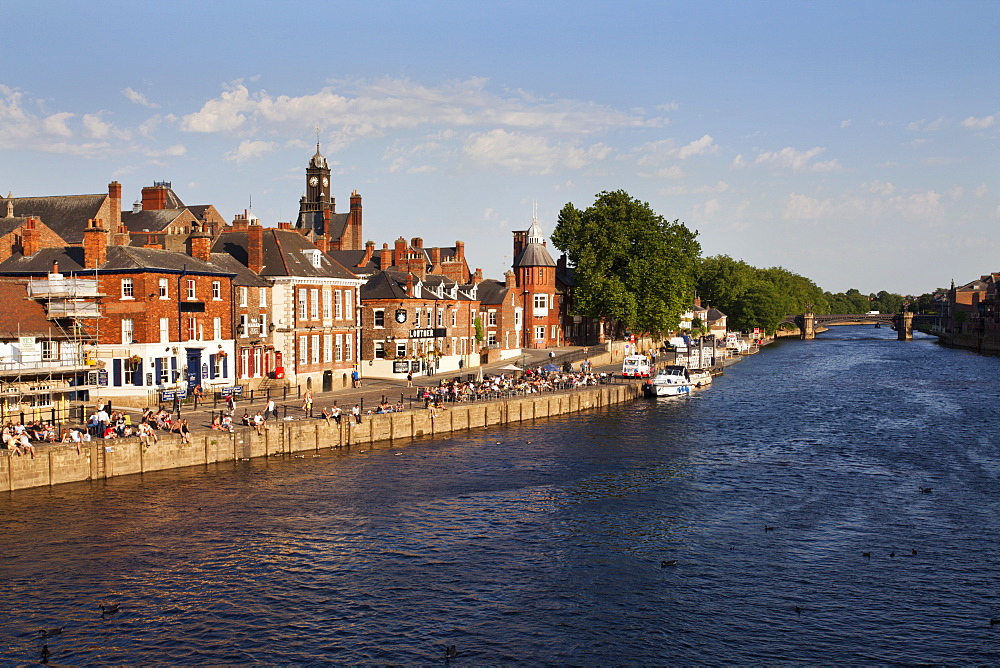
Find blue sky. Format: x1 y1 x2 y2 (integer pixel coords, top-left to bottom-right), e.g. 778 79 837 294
2 0 997 294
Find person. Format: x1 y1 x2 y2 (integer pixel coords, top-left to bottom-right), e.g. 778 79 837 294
406 371 413 388
220 415 234 433
225 393 236 416
303 389 313 417
252 411 267 435
179 419 192 444
210 415 221 430
266 398 277 420
331 404 342 425
241 412 251 426
351 369 361 388
321 407 331 426
192 384 205 400
352 403 362 424
96 404 110 439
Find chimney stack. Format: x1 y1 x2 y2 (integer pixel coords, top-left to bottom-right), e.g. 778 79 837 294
141 183 169 211
472 268 483 285
108 181 122 231
379 243 392 270
113 223 131 246
277 221 291 230
455 240 465 261
143 232 162 250
188 224 212 262
357 240 375 268
405 273 414 297
505 270 516 289
348 190 363 251
247 222 264 273
83 218 108 269
394 236 406 265
21 217 40 256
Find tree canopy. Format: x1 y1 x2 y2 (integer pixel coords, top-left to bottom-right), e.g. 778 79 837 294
551 190 700 336
696 255 828 334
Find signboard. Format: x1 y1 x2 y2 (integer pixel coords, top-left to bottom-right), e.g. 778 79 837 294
202 363 209 377
220 386 244 397
394 309 408 323
97 369 109 387
393 361 410 374
18 336 36 352
411 361 422 373
409 328 447 339
162 390 175 401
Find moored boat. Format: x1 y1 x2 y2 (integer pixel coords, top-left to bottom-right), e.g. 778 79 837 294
688 368 712 387
644 365 693 397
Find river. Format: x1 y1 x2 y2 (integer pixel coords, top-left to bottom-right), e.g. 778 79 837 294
2 325 1000 664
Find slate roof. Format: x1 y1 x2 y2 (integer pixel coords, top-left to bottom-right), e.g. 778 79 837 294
706 307 726 322
0 217 29 238
0 194 107 245
326 249 378 276
0 246 234 276
213 228 357 280
210 253 270 287
0 281 59 339
466 279 510 306
121 209 186 233
297 210 350 241
360 271 411 300
513 242 556 268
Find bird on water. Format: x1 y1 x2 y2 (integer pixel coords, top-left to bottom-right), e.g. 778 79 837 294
661 560 677 568
445 645 458 659
37 627 63 638
99 603 120 615
862 552 871 559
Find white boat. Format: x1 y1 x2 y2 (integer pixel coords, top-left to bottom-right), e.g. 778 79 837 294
688 368 712 387
644 366 693 397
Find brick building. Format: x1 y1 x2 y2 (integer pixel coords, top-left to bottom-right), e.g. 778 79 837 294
214 220 362 392
295 143 363 252
463 271 524 359
122 181 227 252
0 219 238 404
360 270 481 378
512 217 562 349
0 212 65 263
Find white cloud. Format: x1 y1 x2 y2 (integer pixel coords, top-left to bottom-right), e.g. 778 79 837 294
840 119 852 128
225 139 277 163
906 116 945 132
784 193 833 220
82 113 111 139
123 87 159 108
676 134 716 159
655 165 685 179
975 183 988 198
960 114 996 130
463 129 610 174
144 144 187 158
42 112 73 137
861 180 896 196
740 146 840 172
662 180 729 196
181 78 662 141
656 102 679 112
731 154 746 169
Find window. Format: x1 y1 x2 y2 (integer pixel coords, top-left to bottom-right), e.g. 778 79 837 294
322 289 331 319
298 336 308 363
451 309 457 327
159 317 170 343
436 309 443 327
488 332 497 346
158 357 169 384
413 308 421 324
298 289 307 320
334 290 342 319
311 334 320 364
551 325 557 338
239 314 248 337
374 341 385 359
538 267 544 279
374 309 385 328
186 279 196 300
345 334 353 361
186 316 196 341
41 340 54 361
259 287 267 307
210 281 219 300
122 318 135 345
396 341 406 358
515 309 522 328
425 310 432 327
304 249 322 267
159 278 169 298
213 317 222 341
310 288 319 320
344 289 352 319
214 355 223 378
238 286 247 306
324 334 333 363
488 311 497 326
124 359 136 385
334 334 342 362
260 313 268 337
534 294 547 310
121 278 134 299
534 326 545 341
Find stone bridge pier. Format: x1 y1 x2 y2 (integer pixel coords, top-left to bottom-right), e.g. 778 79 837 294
898 312 913 341
801 312 815 340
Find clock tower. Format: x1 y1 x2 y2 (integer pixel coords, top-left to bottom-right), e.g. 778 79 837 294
295 142 363 251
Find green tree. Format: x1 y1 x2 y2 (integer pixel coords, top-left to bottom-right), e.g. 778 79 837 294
551 190 701 335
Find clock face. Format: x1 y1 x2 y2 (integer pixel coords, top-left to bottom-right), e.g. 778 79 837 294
309 176 319 187
395 309 407 323
322 177 329 187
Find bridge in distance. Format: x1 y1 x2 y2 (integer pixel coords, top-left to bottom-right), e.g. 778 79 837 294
780 312 936 340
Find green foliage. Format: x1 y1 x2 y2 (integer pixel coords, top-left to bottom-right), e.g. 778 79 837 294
551 190 701 335
473 317 484 342
696 255 828 334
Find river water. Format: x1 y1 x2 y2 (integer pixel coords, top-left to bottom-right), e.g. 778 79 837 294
2 326 1000 664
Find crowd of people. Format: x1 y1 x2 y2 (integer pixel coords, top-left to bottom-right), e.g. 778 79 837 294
418 368 612 406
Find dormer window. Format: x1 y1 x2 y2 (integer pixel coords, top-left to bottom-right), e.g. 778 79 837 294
303 249 322 268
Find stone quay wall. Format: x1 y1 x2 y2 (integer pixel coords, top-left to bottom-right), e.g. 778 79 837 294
0 382 645 493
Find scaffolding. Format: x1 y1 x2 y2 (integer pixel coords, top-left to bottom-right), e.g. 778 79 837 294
0 275 103 425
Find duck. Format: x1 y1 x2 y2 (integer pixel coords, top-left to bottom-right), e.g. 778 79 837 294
920 487 933 494
794 606 803 616
862 552 871 559
37 627 64 638
99 603 120 615
445 645 458 659
660 560 677 568
764 525 775 532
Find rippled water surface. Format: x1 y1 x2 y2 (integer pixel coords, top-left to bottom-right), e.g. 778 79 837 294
3 327 1000 664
